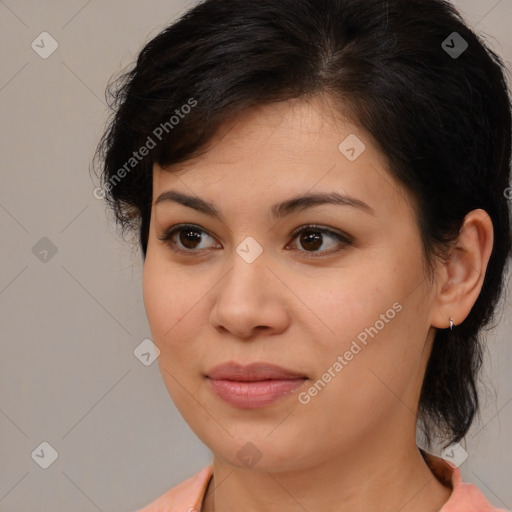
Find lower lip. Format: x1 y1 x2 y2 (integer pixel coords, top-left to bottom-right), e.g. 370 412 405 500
207 378 306 409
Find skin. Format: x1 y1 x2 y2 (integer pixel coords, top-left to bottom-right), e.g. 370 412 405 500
142 94 494 512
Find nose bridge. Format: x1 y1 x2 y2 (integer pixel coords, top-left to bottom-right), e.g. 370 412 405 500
235 234 265 266
210 238 287 336
224 236 269 297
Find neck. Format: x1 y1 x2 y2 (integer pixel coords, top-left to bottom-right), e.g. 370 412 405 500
202 439 452 512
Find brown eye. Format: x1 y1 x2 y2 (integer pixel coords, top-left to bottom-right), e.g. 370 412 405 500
178 227 204 249
158 224 218 254
298 230 323 251
288 225 352 255
158 223 352 258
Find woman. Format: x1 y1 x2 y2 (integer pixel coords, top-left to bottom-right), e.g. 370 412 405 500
94 0 511 510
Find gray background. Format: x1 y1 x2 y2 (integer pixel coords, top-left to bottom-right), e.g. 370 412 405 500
0 1 511 511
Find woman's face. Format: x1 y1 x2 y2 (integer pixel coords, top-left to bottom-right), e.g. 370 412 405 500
143 96 439 471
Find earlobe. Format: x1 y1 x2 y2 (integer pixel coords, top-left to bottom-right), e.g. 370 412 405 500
430 209 494 330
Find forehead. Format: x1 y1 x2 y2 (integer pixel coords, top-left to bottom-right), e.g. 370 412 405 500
152 96 409 217
183 97 369 161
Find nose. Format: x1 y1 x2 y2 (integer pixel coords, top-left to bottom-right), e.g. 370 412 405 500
209 248 290 340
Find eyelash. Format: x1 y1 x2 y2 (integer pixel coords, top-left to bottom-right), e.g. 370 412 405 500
157 223 353 258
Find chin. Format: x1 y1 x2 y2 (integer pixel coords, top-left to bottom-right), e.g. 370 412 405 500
203 430 316 473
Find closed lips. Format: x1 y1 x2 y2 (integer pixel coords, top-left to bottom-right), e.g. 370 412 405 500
206 362 307 381
206 362 307 409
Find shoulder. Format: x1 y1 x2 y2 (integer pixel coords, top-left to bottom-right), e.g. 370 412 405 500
134 466 213 512
442 472 509 512
423 451 508 512
444 480 509 512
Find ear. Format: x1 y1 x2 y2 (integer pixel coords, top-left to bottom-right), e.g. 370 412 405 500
430 209 494 329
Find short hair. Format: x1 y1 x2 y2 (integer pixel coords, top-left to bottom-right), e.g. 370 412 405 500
93 0 512 448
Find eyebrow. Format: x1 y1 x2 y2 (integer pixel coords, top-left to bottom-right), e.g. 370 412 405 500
154 190 376 218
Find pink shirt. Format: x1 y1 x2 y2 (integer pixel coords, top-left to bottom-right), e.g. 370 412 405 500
135 454 508 512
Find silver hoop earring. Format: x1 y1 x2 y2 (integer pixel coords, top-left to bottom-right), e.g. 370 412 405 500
449 317 454 330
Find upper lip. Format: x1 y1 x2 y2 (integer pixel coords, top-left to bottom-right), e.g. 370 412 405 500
206 362 306 381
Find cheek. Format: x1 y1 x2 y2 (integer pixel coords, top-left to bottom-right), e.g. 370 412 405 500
142 257 200 359
142 259 207 415
142 262 172 341
304 266 395 353
302 261 425 402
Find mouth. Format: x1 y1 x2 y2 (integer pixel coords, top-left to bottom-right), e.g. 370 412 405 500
205 362 308 409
